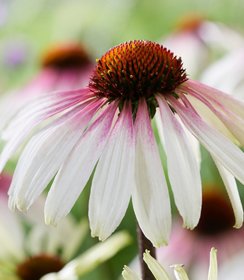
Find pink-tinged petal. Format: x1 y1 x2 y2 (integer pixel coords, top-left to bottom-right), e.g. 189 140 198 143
179 81 244 145
0 89 95 172
8 99 103 212
181 80 244 119
157 96 202 229
170 97 244 185
3 88 93 138
180 93 238 144
45 102 117 226
132 99 171 247
212 156 243 228
89 103 135 241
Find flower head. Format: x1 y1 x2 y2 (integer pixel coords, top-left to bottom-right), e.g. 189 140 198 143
1 40 244 247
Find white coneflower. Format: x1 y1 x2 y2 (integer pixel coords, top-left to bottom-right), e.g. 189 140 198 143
1 40 244 247
0 176 130 280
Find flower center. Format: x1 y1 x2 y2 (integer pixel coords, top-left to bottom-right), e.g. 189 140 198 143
42 43 91 69
16 254 65 280
195 190 235 236
89 40 187 106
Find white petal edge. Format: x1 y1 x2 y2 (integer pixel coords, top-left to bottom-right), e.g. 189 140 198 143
132 100 171 247
157 96 202 229
89 103 135 241
212 156 243 228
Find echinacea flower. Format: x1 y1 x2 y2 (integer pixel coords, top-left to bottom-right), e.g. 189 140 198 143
41 231 131 280
0 174 131 280
163 14 244 78
122 248 218 280
0 42 94 131
157 188 244 279
201 47 244 99
1 40 244 247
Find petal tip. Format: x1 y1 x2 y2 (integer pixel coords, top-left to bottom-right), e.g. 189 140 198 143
16 198 28 212
45 215 57 227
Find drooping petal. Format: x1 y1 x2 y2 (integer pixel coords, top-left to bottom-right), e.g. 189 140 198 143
8 99 102 212
0 88 94 172
157 96 202 229
212 156 243 228
182 80 244 119
45 103 117 226
171 97 244 184
89 103 135 241
180 82 244 145
132 99 171 247
143 250 171 280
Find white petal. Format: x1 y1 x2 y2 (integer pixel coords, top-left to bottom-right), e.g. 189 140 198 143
182 80 244 119
171 98 244 184
181 82 244 145
122 266 142 280
89 104 135 241
45 103 117 226
157 96 202 229
212 157 243 228
0 89 92 172
143 250 171 280
208 248 218 280
132 100 171 247
8 101 100 212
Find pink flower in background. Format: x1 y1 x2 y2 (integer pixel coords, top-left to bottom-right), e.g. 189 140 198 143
0 173 11 195
0 42 94 130
1 40 244 247
157 188 244 280
201 47 244 99
163 14 244 78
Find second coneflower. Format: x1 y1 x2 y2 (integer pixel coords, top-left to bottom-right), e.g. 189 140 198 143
1 40 244 247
